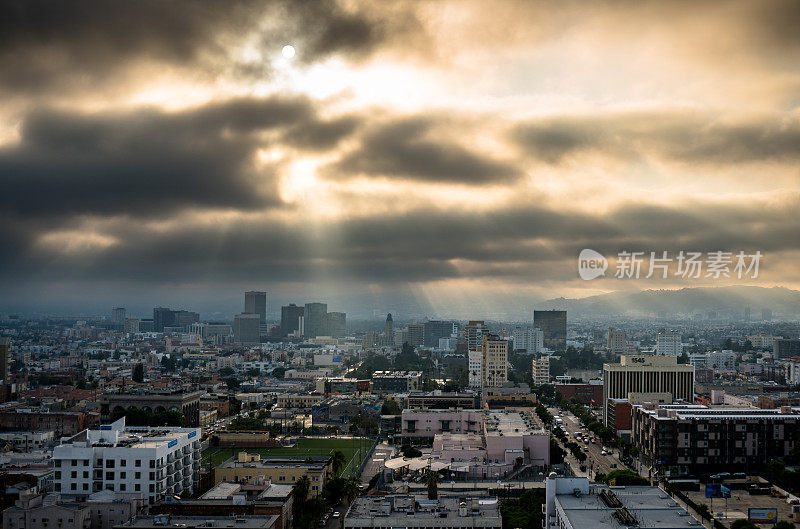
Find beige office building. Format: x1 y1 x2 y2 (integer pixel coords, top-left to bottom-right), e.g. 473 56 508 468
602 355 694 426
481 334 509 388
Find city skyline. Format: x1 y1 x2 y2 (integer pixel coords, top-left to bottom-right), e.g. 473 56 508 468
1 1 799 316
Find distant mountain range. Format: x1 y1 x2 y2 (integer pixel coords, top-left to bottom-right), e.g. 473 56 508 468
536 286 800 319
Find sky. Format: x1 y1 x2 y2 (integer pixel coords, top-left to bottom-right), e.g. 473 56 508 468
1 0 799 319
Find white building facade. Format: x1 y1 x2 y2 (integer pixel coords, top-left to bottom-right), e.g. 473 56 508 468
52 417 201 505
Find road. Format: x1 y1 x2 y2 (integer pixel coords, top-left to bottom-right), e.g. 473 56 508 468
548 406 624 478
359 441 394 486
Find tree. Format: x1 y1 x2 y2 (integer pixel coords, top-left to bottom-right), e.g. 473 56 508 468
343 475 361 503
219 366 235 377
426 470 439 500
381 399 401 415
603 469 648 486
331 450 347 476
132 363 144 382
225 377 240 389
696 503 711 520
500 489 546 529
773 522 795 529
731 520 758 529
272 367 286 379
293 476 310 519
401 444 422 458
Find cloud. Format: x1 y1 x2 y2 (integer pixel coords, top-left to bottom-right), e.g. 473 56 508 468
331 117 522 184
513 111 800 165
0 96 324 220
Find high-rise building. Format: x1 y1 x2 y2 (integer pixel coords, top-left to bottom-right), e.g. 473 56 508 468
463 321 487 351
244 291 267 324
407 323 425 347
0 336 9 383
385 313 394 344
280 303 304 337
655 329 682 356
469 333 509 388
606 327 628 355
303 302 328 338
512 326 543 353
233 313 261 345
744 306 751 321
111 307 126 329
602 355 695 426
531 355 550 385
326 312 346 338
762 308 773 321
774 338 800 359
153 307 175 332
174 310 199 328
423 320 457 347
534 310 567 352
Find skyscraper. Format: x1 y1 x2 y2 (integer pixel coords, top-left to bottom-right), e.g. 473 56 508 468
303 302 328 338
656 329 682 356
407 323 425 347
463 320 487 351
326 312 347 338
244 291 267 324
423 320 457 347
111 307 126 329
234 313 261 345
153 307 176 332
534 310 567 352
280 304 304 337
0 336 9 383
385 313 394 344
469 333 509 388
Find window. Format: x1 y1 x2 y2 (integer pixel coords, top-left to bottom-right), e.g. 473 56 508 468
149 484 155 492
82 483 88 491
70 483 76 490
55 471 61 479
120 459 126 467
106 460 115 468
135 484 141 491
135 460 142 467
71 470 77 478
83 471 89 478
149 472 155 480
120 484 126 491
135 472 141 479
120 472 126 479
106 472 114 480
149 460 155 468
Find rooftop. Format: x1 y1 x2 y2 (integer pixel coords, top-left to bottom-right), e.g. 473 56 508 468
346 494 500 526
118 515 279 528
557 486 700 529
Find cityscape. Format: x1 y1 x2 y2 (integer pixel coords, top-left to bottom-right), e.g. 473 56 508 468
1 2 800 529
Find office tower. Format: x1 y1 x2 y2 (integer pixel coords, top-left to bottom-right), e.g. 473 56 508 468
532 355 550 385
385 313 394 343
463 320 487 350
111 307 126 328
280 304 304 337
606 327 628 355
407 323 425 347
423 320 457 347
534 310 567 352
174 310 200 328
0 336 8 383
303 302 328 338
138 319 154 333
744 306 751 321
152 307 175 332
774 338 800 359
53 417 200 504
326 312 346 338
123 318 140 333
512 326 543 353
233 313 261 345
655 329 682 356
244 291 267 324
762 308 773 321
602 355 695 426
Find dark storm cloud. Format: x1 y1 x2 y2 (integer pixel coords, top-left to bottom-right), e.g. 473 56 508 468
6 195 798 286
283 116 362 151
332 118 522 184
0 96 321 219
513 112 800 165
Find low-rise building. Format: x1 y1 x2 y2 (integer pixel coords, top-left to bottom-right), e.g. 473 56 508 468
372 371 422 393
213 453 331 497
0 430 55 452
344 494 502 529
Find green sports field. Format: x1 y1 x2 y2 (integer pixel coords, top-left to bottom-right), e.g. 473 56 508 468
202 437 374 476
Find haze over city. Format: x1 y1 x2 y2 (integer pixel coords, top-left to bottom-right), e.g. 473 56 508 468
1 0 800 319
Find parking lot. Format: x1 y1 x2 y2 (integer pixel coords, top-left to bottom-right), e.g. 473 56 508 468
681 480 797 526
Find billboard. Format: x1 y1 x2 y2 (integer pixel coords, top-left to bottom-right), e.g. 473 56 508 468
705 483 731 498
748 508 778 524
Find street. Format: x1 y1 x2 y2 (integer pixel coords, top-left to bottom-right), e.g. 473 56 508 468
547 406 624 478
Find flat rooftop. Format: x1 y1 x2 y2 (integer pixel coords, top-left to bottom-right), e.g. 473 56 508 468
484 411 544 436
346 494 501 528
119 515 278 528
557 486 700 529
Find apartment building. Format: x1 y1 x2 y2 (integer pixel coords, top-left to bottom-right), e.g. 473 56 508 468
532 356 550 385
631 403 800 473
52 417 201 505
400 409 484 442
214 453 330 497
372 371 421 393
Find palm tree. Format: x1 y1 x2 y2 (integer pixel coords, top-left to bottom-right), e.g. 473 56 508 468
331 450 347 476
426 470 439 500
292 475 311 518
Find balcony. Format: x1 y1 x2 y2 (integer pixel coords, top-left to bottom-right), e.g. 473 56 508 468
192 451 201 460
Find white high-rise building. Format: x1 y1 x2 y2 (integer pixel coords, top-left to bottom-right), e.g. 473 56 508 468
532 355 550 385
468 350 483 388
53 417 201 505
513 326 544 353
656 329 682 356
